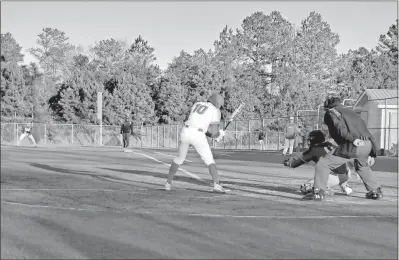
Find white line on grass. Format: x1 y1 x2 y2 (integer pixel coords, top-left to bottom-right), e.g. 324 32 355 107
1 201 105 212
2 201 395 219
155 151 193 163
132 151 204 182
0 188 147 192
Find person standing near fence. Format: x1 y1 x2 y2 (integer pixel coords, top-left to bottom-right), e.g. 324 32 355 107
16 122 37 147
258 129 266 150
283 116 299 156
120 116 132 148
303 96 382 201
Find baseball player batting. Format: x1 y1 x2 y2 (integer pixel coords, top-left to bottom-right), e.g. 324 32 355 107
283 130 353 196
165 93 227 193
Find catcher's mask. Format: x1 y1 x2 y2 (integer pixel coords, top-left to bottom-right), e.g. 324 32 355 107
307 130 325 146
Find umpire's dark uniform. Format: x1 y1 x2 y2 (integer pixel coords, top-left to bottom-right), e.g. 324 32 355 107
313 97 382 199
121 120 133 148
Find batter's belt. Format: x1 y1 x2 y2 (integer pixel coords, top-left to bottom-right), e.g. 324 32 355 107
184 125 205 132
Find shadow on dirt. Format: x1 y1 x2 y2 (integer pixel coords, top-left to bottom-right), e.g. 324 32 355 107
99 167 302 196
28 163 304 198
99 167 211 186
30 163 96 177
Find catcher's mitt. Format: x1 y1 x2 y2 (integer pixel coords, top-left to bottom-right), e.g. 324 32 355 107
283 157 296 167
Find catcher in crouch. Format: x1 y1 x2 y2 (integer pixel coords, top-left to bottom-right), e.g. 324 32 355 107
283 130 353 196
165 93 226 193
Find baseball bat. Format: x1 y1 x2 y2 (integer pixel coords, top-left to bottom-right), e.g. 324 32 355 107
224 103 245 130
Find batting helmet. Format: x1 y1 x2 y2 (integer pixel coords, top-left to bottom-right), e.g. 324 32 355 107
207 93 224 109
307 130 325 146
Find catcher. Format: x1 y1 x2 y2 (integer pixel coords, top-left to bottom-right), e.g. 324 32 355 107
283 130 353 196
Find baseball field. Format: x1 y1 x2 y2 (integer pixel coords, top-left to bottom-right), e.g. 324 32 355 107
1 144 398 259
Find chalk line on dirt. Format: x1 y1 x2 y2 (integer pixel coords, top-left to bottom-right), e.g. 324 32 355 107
2 201 395 219
131 150 204 182
155 151 193 163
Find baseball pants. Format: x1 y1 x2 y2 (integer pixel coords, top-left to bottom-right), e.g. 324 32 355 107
173 127 215 166
283 138 295 155
17 133 36 145
122 133 130 148
314 140 380 191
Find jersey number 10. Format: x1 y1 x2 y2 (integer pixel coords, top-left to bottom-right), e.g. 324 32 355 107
193 104 208 114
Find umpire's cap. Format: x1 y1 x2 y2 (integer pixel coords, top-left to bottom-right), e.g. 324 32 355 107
324 96 342 109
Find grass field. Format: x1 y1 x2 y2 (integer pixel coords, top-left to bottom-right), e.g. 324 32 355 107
1 144 398 259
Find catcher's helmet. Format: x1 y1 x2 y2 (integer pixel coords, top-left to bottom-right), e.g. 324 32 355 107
207 93 224 109
307 130 325 146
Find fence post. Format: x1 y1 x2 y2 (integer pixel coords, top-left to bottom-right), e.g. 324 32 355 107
277 117 280 151
235 121 238 150
248 119 251 150
100 122 103 146
44 124 47 144
151 125 153 148
176 125 178 148
156 125 159 147
388 112 392 150
163 125 165 147
223 121 226 150
71 124 74 144
16 123 18 144
168 125 170 148
384 99 388 151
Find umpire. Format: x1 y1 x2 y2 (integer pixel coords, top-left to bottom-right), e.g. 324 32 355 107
120 116 133 148
304 96 383 201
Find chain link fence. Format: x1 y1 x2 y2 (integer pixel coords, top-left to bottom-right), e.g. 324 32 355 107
1 110 397 156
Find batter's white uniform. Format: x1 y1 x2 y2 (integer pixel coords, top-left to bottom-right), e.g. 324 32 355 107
173 102 221 166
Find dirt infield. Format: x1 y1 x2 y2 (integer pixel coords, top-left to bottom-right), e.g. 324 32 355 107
1 145 398 259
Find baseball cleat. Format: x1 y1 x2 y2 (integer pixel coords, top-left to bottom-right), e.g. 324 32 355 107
213 183 225 193
302 188 326 201
365 187 383 200
165 182 171 191
340 183 353 195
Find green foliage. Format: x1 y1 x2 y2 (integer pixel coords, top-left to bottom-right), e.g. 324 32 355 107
1 32 24 63
377 20 398 64
28 28 74 82
1 15 397 126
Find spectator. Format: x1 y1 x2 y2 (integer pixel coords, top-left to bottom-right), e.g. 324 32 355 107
295 126 303 152
283 116 300 156
120 116 133 148
258 129 266 150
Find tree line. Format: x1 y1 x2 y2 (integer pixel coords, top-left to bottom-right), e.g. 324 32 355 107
1 11 397 126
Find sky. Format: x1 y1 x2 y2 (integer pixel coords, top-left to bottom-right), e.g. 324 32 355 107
1 1 397 70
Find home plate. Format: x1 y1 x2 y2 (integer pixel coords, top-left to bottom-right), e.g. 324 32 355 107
124 149 134 153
